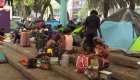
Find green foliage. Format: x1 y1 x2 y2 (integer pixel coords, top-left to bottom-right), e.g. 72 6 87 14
24 0 34 6
78 8 88 20
13 0 34 6
86 0 128 14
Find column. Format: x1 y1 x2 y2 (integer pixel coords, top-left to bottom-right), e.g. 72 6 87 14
60 0 69 27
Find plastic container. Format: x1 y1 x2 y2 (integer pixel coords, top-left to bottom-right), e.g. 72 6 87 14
50 57 58 64
60 59 69 67
61 53 70 60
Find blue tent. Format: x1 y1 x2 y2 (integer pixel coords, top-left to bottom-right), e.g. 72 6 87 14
101 21 137 50
45 20 60 29
100 8 140 50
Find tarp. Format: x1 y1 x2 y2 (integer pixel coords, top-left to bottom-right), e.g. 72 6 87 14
10 21 19 30
0 50 6 63
130 37 140 51
100 21 137 50
45 20 60 29
71 25 83 38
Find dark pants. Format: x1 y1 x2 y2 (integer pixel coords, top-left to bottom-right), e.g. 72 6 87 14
14 34 20 44
86 29 97 47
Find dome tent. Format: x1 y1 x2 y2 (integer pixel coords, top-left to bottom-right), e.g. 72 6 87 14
100 8 140 50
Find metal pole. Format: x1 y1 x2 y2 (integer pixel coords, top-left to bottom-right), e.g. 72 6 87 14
60 0 69 27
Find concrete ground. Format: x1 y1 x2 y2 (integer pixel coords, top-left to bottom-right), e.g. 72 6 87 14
0 63 29 80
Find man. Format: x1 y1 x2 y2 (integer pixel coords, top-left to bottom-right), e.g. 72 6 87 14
84 10 102 55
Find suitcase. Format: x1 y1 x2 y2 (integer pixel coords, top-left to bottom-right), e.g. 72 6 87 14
20 32 30 47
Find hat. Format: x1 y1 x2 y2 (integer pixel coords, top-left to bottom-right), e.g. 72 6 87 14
47 48 53 53
93 37 104 43
40 22 45 28
44 28 48 31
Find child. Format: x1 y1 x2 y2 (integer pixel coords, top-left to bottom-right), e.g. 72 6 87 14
45 35 56 56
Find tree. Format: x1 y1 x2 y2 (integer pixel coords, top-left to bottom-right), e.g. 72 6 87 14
78 8 88 20
86 0 139 18
33 0 54 19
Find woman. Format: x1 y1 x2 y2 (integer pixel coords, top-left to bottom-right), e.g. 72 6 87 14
90 37 110 70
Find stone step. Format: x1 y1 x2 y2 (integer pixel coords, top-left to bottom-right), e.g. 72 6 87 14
2 42 88 80
69 52 140 69
3 42 139 80
1 45 69 80
0 63 29 80
106 63 137 80
110 52 140 69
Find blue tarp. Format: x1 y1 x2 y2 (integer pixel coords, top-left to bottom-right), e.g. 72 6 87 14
100 21 137 50
45 20 60 29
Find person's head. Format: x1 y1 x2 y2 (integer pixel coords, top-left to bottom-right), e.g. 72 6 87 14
0 28 4 32
40 22 45 28
47 24 52 29
90 10 98 15
54 26 58 32
93 36 104 45
63 27 71 34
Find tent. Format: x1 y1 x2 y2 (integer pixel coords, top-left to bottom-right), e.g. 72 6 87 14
71 25 84 38
130 37 140 51
45 20 60 29
0 50 6 63
100 8 140 50
29 18 44 30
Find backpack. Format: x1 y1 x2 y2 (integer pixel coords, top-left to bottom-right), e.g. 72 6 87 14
75 55 89 73
27 58 37 68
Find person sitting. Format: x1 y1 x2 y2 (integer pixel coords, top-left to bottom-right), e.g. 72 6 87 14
40 22 45 34
47 24 54 35
45 35 56 56
59 27 74 58
90 37 110 70
52 27 64 56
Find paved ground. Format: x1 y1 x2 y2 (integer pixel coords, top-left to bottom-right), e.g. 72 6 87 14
0 63 29 80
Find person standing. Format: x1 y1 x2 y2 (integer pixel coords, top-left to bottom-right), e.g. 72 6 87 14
84 10 102 55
